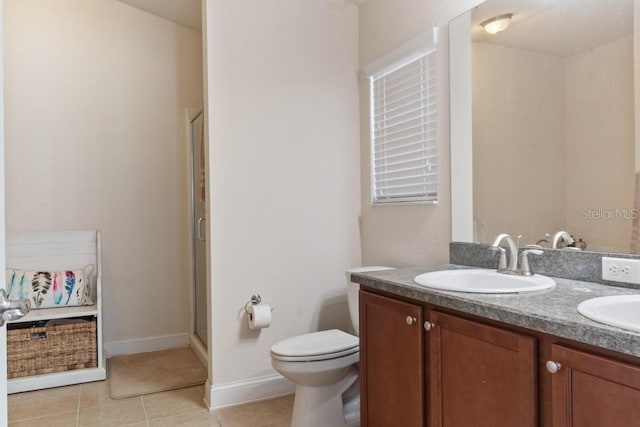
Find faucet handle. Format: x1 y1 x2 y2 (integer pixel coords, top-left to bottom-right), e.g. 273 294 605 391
521 249 543 277
492 246 508 271
516 234 523 247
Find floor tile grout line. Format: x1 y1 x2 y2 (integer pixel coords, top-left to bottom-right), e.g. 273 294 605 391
7 388 81 424
76 384 81 427
140 395 150 426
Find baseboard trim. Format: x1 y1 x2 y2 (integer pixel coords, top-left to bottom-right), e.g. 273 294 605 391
205 374 294 410
189 334 208 367
104 333 190 357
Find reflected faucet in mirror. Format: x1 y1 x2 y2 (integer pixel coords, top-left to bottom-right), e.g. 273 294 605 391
551 230 575 249
535 230 586 250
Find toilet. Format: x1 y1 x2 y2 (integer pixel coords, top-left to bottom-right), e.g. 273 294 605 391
270 266 393 427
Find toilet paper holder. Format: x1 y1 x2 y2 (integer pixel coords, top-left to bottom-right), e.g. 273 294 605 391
244 294 262 313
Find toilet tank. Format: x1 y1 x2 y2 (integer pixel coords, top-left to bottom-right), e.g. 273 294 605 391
346 267 394 336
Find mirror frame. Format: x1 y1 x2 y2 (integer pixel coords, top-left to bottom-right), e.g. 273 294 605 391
450 10 474 242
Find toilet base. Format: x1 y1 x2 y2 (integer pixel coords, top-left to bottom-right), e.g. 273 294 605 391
290 365 359 427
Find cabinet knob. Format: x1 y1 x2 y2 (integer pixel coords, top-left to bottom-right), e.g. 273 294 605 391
546 360 562 374
423 321 435 331
406 316 417 325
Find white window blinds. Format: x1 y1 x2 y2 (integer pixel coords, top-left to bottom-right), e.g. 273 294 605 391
368 38 438 205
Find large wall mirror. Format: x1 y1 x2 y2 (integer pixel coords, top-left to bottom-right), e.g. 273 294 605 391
451 0 639 254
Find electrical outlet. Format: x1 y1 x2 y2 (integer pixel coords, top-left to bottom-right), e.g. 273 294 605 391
602 257 640 284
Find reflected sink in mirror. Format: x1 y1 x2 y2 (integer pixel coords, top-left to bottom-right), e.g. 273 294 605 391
414 269 555 293
577 295 640 332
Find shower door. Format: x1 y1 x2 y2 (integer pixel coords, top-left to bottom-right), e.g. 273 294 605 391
190 111 207 347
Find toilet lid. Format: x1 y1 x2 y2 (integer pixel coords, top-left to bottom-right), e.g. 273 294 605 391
270 329 359 361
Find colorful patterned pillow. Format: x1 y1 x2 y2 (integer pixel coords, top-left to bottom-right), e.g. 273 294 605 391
5 265 95 309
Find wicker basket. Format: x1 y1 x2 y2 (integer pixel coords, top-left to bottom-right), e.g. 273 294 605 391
7 319 97 378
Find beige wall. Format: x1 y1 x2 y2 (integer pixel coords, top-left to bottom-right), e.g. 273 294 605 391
4 0 203 345
636 0 640 172
472 37 634 251
564 36 635 253
358 0 483 267
204 0 361 387
472 42 566 244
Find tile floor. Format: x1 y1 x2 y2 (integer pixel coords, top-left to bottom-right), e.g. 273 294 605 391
8 380 294 427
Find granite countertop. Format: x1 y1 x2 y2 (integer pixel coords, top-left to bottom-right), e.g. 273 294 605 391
352 265 640 359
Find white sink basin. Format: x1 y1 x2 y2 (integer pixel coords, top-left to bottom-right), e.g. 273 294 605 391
577 295 640 332
413 269 555 293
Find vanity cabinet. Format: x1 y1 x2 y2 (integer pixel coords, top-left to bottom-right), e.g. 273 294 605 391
359 290 424 427
428 311 537 427
360 291 536 427
548 344 640 426
360 288 640 427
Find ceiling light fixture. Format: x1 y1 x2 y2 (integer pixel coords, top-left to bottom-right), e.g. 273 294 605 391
480 13 514 34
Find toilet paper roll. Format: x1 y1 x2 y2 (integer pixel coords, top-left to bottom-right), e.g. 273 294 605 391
247 303 272 329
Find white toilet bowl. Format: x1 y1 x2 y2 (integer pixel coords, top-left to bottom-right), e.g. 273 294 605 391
271 330 359 427
270 267 393 427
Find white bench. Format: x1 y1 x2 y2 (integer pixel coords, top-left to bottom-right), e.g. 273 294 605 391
6 230 106 393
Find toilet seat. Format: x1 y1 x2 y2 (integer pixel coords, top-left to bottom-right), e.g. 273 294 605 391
271 346 359 362
271 329 359 362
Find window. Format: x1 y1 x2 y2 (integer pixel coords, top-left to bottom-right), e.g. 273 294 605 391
368 31 438 205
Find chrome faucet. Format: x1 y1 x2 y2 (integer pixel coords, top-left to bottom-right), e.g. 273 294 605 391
551 231 574 249
491 233 519 273
492 233 543 276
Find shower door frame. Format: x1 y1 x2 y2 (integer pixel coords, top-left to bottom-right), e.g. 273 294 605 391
186 108 207 367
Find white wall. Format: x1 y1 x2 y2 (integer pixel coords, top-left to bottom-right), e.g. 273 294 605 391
4 0 203 347
0 0 6 419
203 0 361 401
358 0 484 267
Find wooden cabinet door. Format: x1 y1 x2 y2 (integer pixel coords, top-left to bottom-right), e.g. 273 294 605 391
549 344 640 427
428 311 537 427
359 290 424 427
